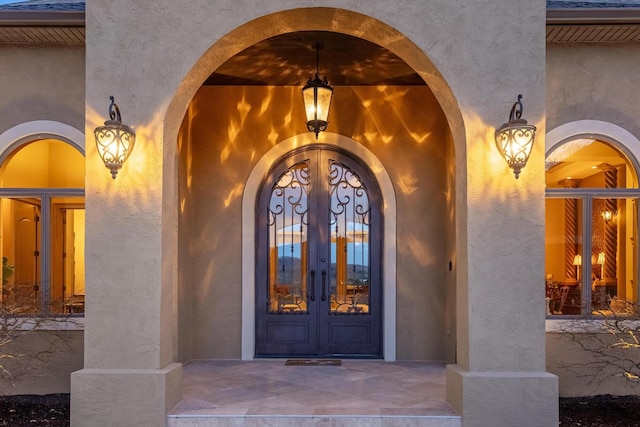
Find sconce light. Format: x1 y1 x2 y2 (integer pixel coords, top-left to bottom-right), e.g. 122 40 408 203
495 94 536 179
94 96 136 179
602 210 615 222
302 43 334 139
573 254 582 281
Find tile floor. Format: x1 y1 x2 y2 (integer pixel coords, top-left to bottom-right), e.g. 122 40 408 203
167 360 461 427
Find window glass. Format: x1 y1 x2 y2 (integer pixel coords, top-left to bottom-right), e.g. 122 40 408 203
545 197 583 315
0 198 42 314
546 138 639 317
50 197 85 314
0 139 84 317
1 139 84 188
591 197 637 316
546 139 636 189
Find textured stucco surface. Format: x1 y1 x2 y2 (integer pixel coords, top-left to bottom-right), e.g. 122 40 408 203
547 43 640 143
78 0 553 425
547 331 640 397
0 45 84 136
0 331 83 395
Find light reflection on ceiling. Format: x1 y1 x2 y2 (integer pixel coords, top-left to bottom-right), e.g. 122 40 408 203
205 31 424 87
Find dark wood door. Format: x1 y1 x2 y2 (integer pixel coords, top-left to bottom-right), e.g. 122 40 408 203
256 147 382 357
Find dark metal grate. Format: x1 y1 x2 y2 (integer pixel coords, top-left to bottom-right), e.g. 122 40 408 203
284 359 341 366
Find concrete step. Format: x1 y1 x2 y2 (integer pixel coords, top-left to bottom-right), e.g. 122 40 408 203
167 413 462 427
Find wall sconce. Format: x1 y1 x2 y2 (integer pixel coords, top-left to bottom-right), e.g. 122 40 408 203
94 96 136 179
495 94 536 179
573 254 582 281
302 43 334 139
602 210 615 222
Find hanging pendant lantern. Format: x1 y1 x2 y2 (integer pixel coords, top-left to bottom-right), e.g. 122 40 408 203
302 43 334 139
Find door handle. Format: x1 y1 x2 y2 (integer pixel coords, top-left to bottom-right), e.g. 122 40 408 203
310 270 316 301
321 269 327 301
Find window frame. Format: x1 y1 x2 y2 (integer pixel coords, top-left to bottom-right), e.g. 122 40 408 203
546 187 640 319
0 187 84 317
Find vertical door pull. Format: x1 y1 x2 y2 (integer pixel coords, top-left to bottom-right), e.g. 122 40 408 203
310 270 316 301
321 269 327 301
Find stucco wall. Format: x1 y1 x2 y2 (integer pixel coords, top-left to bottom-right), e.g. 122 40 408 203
0 330 83 395
547 331 640 397
0 46 84 134
547 43 640 142
181 85 449 360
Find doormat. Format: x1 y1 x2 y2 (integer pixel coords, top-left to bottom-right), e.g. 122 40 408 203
284 359 342 366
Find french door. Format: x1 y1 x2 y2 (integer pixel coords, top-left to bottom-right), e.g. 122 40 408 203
256 147 382 357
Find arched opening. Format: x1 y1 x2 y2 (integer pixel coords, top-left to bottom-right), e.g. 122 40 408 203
545 124 640 318
0 135 85 315
171 9 461 364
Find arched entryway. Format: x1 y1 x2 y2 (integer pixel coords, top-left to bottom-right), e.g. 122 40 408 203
169 8 461 365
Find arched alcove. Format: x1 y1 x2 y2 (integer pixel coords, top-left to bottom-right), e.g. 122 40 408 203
168 8 463 363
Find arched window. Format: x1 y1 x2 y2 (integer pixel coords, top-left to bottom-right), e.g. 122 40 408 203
0 138 84 316
545 138 639 317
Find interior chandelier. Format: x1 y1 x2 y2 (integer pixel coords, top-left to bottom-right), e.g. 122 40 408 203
302 43 334 139
94 96 136 179
495 94 536 179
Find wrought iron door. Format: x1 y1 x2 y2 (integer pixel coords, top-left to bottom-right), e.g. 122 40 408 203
256 148 382 357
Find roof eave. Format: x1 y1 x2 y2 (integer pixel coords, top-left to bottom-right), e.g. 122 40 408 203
547 7 640 25
0 10 84 27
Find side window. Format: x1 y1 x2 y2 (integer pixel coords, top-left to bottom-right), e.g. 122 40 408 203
0 139 85 316
545 138 639 317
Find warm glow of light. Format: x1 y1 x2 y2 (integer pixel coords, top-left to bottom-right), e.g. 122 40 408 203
303 85 332 123
397 174 418 195
94 122 135 180
224 183 244 208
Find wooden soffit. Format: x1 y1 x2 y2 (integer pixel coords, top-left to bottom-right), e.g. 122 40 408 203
0 11 84 45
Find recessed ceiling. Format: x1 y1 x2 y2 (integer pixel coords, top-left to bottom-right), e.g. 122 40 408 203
545 139 629 186
205 31 424 86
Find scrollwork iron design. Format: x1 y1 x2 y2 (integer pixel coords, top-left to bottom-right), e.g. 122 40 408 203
267 161 310 314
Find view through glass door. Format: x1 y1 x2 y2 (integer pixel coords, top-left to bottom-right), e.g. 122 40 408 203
256 147 382 357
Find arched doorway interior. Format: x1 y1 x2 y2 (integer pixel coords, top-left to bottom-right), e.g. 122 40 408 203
242 133 397 360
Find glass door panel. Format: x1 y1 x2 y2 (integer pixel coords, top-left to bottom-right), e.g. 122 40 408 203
0 197 42 314
328 159 370 314
50 197 85 314
267 162 310 314
591 197 638 316
545 197 583 315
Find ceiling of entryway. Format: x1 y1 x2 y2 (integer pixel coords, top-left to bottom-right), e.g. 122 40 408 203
204 31 424 86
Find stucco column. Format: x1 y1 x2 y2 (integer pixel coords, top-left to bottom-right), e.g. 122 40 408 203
70 3 182 427
445 1 558 421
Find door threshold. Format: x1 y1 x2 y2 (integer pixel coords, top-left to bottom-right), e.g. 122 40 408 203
284 359 342 366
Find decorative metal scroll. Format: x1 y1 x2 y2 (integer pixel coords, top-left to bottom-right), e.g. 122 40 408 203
328 159 371 315
267 161 310 314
